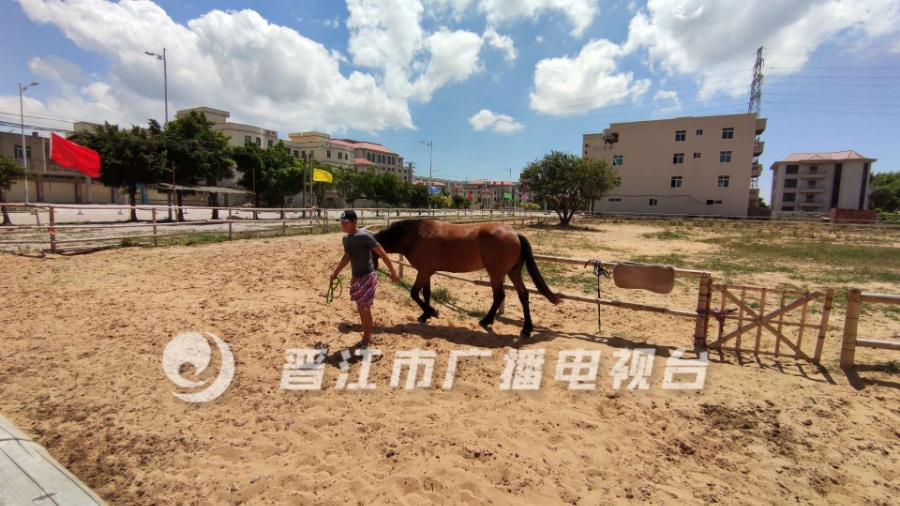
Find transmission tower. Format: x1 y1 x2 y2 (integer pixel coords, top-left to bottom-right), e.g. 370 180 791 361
748 46 764 115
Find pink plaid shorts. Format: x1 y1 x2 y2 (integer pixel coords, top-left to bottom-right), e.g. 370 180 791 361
349 271 378 306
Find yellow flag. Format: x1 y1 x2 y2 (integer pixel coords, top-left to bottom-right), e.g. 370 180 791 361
313 168 333 183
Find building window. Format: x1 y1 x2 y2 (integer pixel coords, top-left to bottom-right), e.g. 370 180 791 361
784 179 797 188
722 127 734 139
293 150 299 158
327 150 332 158
256 137 261 146
807 180 817 188
720 151 732 163
717 175 730 188
783 192 796 202
614 177 621 188
608 198 621 202
782 206 795 211
585 143 589 148
706 199 723 205
14 145 31 160
696 129 703 135
649 199 659 206
805 194 816 201
675 130 686 142
244 135 251 145
613 155 623 166
267 139 274 148
301 150 306 158
671 176 683 188
310 150 315 159
673 153 684 164
809 165 818 173
786 164 799 174
693 152 701 159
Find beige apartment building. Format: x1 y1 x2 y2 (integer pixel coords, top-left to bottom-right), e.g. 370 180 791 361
769 151 875 214
584 113 767 217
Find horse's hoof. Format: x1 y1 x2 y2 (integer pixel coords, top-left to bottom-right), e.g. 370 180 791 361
431 308 440 319
479 321 492 331
417 315 430 324
519 330 532 339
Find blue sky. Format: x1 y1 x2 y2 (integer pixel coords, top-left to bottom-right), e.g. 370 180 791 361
2 0 899 199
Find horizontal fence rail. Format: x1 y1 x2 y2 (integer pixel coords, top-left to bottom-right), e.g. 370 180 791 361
841 289 900 368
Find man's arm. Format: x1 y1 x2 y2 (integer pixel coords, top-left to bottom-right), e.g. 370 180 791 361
331 253 350 280
373 245 400 283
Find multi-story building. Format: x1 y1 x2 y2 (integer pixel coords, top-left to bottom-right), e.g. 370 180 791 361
464 179 520 209
769 151 875 214
583 113 767 217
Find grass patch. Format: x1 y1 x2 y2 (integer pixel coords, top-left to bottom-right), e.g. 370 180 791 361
884 361 900 374
642 229 691 240
431 287 454 304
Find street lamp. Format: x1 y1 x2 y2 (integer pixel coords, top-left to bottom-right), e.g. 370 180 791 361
146 48 173 218
18 82 39 205
420 140 432 209
144 49 168 124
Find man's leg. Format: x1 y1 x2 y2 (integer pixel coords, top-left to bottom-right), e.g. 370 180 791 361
358 302 373 344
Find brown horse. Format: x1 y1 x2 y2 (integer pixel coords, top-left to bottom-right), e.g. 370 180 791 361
373 219 560 338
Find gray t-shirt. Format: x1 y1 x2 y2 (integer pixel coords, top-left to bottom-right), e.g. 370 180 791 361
342 230 379 278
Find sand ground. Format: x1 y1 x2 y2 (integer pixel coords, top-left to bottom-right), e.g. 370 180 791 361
0 222 898 505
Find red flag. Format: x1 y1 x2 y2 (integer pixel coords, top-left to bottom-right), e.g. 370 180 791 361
51 133 100 178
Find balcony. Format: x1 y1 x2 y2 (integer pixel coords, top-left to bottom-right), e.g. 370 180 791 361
798 185 826 193
799 199 824 206
749 188 760 197
755 117 767 135
753 141 765 156
801 170 827 179
751 162 762 177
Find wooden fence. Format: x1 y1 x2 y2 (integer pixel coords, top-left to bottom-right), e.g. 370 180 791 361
840 289 900 368
0 203 545 254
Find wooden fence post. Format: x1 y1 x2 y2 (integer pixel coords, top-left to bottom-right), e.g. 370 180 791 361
840 288 862 368
813 288 834 363
48 206 57 254
398 254 404 279
227 208 233 240
152 208 158 247
694 273 712 348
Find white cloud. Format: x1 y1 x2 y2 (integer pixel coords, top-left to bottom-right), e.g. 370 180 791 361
412 29 483 101
28 56 83 85
625 0 900 99
14 0 412 134
535 35 544 43
425 0 474 21
478 0 599 37
483 27 517 62
651 89 681 117
469 109 523 132
529 39 650 116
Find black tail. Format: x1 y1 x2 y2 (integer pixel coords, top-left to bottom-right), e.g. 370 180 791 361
518 234 561 305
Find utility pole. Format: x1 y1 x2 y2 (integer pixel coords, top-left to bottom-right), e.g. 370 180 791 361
420 140 432 209
18 82 39 205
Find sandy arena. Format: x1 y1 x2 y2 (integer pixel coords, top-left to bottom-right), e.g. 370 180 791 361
1 222 898 505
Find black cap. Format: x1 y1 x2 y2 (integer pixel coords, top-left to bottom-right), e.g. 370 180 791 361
339 210 358 222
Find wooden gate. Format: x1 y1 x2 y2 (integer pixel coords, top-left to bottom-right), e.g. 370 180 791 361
703 284 835 363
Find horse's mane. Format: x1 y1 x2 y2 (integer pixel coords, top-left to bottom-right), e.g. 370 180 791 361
374 219 430 251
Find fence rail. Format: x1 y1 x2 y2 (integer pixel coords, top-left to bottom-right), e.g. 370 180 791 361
840 289 900 368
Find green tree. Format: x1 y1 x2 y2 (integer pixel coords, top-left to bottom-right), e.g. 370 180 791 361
451 194 471 209
520 151 618 227
430 193 452 209
334 168 366 207
368 172 404 207
407 183 429 209
233 141 305 209
869 171 900 212
162 111 233 221
74 121 168 222
311 161 335 206
0 154 25 225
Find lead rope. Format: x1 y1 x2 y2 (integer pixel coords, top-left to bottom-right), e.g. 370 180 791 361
326 275 343 304
584 260 611 333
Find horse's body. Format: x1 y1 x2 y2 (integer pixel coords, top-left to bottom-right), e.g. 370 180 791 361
373 219 560 337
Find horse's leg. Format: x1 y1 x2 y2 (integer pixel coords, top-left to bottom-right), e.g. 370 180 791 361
423 281 439 319
411 271 437 323
508 264 533 338
478 270 506 331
